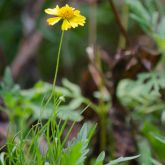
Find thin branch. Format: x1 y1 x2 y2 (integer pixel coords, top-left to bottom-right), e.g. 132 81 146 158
108 0 129 46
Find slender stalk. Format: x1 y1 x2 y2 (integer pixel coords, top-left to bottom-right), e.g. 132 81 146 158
118 3 129 48
100 109 106 150
52 31 64 98
108 0 129 47
98 79 107 151
46 30 65 105
88 0 107 150
40 31 64 119
96 49 107 151
61 121 76 147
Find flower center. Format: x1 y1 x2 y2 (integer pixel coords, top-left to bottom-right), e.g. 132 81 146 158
59 6 74 19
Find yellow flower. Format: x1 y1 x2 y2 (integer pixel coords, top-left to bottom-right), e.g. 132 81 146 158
45 4 86 31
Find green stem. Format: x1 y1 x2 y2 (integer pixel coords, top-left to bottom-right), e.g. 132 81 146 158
100 108 106 150
118 3 129 48
96 49 107 151
40 31 64 120
52 31 64 98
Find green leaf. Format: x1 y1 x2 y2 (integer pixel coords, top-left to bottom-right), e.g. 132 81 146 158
0 152 5 165
106 155 140 165
151 159 163 165
61 141 87 165
57 106 83 122
138 138 152 165
130 14 150 32
144 0 158 14
118 71 165 114
157 18 165 37
57 97 84 122
153 34 165 53
151 133 165 144
126 0 150 23
61 123 95 165
62 79 81 96
69 98 84 110
95 152 105 165
141 122 165 160
76 123 96 142
161 110 165 125
0 67 14 90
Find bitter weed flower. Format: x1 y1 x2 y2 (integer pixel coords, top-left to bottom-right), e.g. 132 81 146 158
45 4 86 31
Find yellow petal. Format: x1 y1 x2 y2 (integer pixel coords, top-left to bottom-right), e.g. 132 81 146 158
74 10 80 16
61 19 71 31
69 20 79 28
69 15 86 27
65 4 75 10
45 5 59 15
47 17 61 25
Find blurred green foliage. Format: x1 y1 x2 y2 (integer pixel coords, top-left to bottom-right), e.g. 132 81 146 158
0 0 165 164
0 0 119 83
0 68 140 165
126 0 165 53
117 73 165 161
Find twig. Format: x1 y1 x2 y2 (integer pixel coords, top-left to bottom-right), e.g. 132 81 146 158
108 0 129 46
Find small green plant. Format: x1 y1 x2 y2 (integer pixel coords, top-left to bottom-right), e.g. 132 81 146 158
126 0 165 53
0 67 140 164
0 2 140 165
117 71 165 163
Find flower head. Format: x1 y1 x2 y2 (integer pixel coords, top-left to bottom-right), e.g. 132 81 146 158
45 4 86 31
